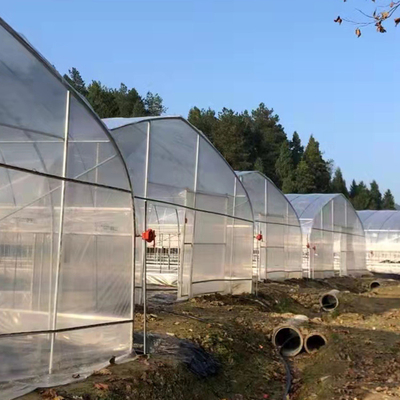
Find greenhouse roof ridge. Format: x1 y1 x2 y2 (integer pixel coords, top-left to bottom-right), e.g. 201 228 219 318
286 193 350 220
103 115 183 130
358 210 400 231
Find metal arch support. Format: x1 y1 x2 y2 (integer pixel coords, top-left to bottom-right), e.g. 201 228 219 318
141 121 151 354
229 178 237 294
48 90 70 374
188 134 200 299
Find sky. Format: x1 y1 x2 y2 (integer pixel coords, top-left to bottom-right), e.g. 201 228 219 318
1 0 399 200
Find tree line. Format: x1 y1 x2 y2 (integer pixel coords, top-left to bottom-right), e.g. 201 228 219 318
64 68 396 211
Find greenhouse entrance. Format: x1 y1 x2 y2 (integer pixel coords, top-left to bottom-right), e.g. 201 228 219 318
146 203 181 292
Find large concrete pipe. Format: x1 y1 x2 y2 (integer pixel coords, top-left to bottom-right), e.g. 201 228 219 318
272 325 304 357
370 280 381 290
304 332 327 354
319 289 340 312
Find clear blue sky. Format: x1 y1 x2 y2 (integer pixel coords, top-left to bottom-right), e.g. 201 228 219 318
2 0 399 200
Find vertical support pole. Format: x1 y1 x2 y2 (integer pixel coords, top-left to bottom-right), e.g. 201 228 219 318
49 90 70 374
94 143 99 309
264 179 268 280
142 121 151 354
344 200 348 277
129 202 136 352
178 197 187 299
285 201 289 279
168 234 171 271
37 235 45 309
229 178 237 294
188 134 200 299
30 233 37 310
12 233 20 308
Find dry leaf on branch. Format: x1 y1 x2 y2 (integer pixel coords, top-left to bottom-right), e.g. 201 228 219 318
355 28 362 37
395 17 400 26
334 16 343 24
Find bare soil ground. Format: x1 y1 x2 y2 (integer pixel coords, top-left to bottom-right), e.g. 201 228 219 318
20 277 400 400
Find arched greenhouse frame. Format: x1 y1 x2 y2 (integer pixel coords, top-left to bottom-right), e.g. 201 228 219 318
358 210 400 275
286 194 366 278
237 171 302 281
0 18 136 398
104 116 255 304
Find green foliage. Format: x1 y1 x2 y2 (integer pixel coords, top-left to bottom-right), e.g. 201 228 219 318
212 108 253 171
251 103 287 185
144 91 167 116
369 180 382 210
187 107 217 141
331 168 349 197
383 189 396 210
349 179 358 199
276 141 295 184
87 80 119 118
282 172 297 193
64 67 88 97
254 157 264 173
350 181 371 210
297 135 331 193
290 131 303 167
295 160 316 193
64 67 166 119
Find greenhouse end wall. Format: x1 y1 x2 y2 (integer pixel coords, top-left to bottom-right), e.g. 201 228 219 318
237 171 302 281
0 18 135 399
358 210 400 275
286 194 366 279
104 117 254 300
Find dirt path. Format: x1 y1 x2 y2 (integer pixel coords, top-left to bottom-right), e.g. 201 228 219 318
19 277 400 400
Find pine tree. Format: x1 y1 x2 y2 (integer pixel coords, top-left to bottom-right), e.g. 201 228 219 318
144 92 167 116
302 135 331 193
382 189 396 210
351 181 370 210
295 160 316 193
282 172 297 193
114 83 145 117
349 179 358 199
369 180 382 210
290 131 303 167
63 67 88 97
86 81 118 118
331 167 349 197
212 108 252 171
251 103 287 186
254 157 264 173
188 107 218 141
276 141 295 183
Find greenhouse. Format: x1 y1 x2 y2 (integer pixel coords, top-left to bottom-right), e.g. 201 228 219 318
286 194 366 278
104 117 254 301
0 18 136 398
358 210 400 275
236 171 302 280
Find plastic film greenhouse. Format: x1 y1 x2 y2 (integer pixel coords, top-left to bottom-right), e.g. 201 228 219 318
0 18 136 398
236 171 302 280
104 117 254 302
358 210 400 275
286 194 366 278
